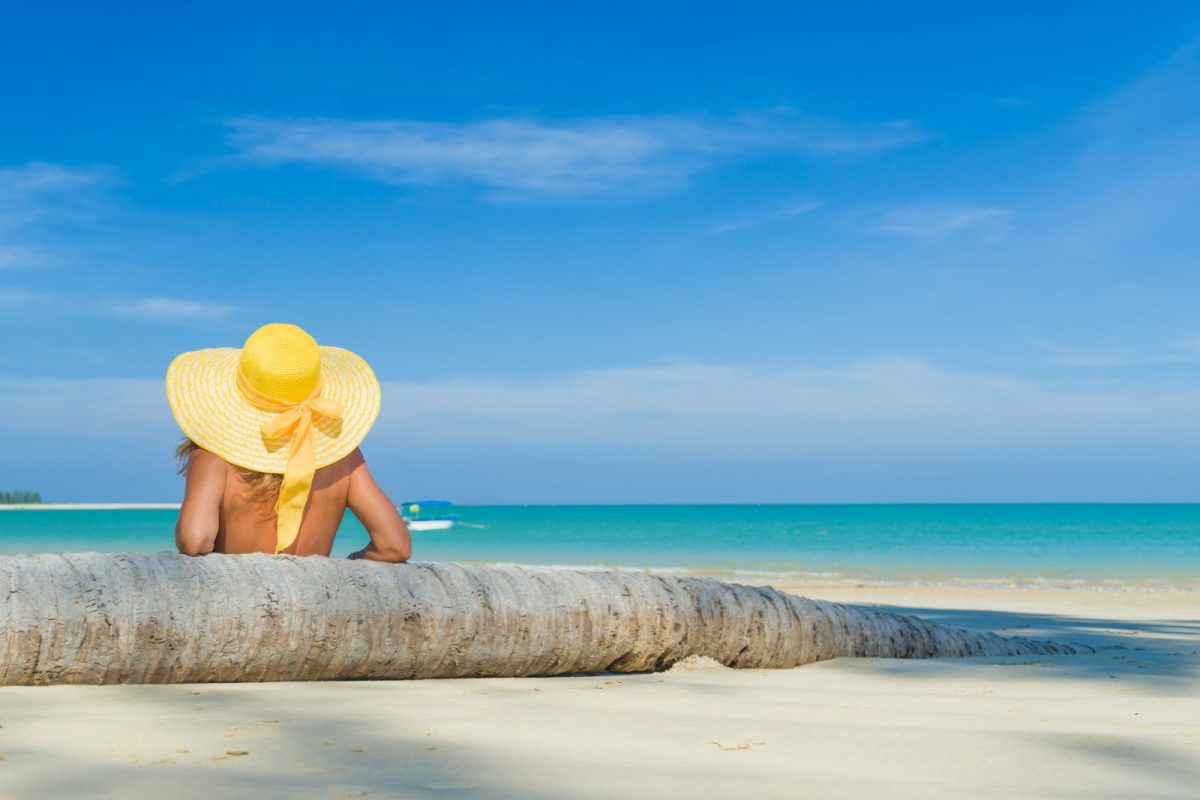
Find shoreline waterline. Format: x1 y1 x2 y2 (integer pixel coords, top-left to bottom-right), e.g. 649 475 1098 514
2 504 1197 588
0 503 181 511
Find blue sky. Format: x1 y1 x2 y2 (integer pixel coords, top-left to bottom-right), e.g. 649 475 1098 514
2 2 1200 502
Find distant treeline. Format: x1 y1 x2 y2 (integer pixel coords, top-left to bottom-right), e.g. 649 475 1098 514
0 490 41 504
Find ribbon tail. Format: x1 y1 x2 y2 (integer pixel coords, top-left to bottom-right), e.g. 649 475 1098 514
274 411 316 553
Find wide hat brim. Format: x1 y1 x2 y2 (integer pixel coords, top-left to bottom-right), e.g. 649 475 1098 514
166 346 381 474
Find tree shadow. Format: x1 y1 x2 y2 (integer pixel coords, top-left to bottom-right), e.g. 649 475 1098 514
1056 734 1200 794
834 601 1200 687
4 640 1199 798
0 682 573 799
0 680 738 799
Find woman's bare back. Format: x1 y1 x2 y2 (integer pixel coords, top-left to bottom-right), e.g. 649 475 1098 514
176 447 411 562
216 451 355 555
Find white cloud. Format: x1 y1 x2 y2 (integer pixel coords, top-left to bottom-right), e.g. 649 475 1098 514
0 162 113 276
372 356 1197 455
6 356 1195 454
4 356 1198 501
0 162 112 225
705 199 822 236
0 377 169 441
0 162 108 199
0 245 53 270
224 111 925 199
859 203 1014 240
1174 336 1200 354
1041 40 1200 254
110 297 234 320
1041 337 1200 368
0 287 48 308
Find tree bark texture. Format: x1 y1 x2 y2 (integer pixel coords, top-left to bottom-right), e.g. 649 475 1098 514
0 553 1090 685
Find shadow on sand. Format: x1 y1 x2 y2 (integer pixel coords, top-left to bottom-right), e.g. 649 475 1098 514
839 600 1200 687
0 682 576 800
3 600 1199 800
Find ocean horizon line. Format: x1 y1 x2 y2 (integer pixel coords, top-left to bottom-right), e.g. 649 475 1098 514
5 500 1200 510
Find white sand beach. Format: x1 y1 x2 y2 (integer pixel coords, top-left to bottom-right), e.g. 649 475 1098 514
1 579 1196 799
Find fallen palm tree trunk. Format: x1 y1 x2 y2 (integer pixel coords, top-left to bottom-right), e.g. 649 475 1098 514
0 552 1090 685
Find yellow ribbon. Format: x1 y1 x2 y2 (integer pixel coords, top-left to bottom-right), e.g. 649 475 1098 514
235 370 343 553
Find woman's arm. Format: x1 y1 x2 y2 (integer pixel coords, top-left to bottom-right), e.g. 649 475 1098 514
346 451 411 563
175 449 224 556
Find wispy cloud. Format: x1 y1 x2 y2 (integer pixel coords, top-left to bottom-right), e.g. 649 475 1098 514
224 111 926 199
5 356 1198 501
0 162 112 223
858 202 1014 240
705 199 821 236
0 162 108 196
0 245 53 270
372 356 1197 454
0 377 170 440
1175 336 1200 355
1042 40 1200 254
1041 337 1200 369
0 287 49 309
109 297 234 321
0 163 114 272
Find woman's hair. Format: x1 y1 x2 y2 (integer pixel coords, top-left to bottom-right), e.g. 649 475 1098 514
175 438 282 504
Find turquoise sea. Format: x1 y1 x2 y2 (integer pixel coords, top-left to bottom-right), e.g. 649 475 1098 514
1 504 1198 586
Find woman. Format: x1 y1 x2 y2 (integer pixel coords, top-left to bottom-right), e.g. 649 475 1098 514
166 322 410 562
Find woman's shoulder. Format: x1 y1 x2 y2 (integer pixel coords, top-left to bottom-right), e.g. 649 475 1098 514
338 447 366 468
188 447 229 472
317 447 365 479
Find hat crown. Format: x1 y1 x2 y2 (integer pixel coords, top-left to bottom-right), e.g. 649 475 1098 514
238 323 321 403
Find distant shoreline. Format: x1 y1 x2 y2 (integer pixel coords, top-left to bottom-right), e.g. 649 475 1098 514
0 503 180 511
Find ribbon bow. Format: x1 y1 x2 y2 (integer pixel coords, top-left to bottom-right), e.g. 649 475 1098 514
236 370 343 553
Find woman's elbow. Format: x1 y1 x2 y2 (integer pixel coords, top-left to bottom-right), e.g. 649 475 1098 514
379 528 412 563
177 540 213 557
177 537 214 557
379 540 411 563
175 519 216 557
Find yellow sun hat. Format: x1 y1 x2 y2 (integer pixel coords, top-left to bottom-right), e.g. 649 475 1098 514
166 323 381 553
